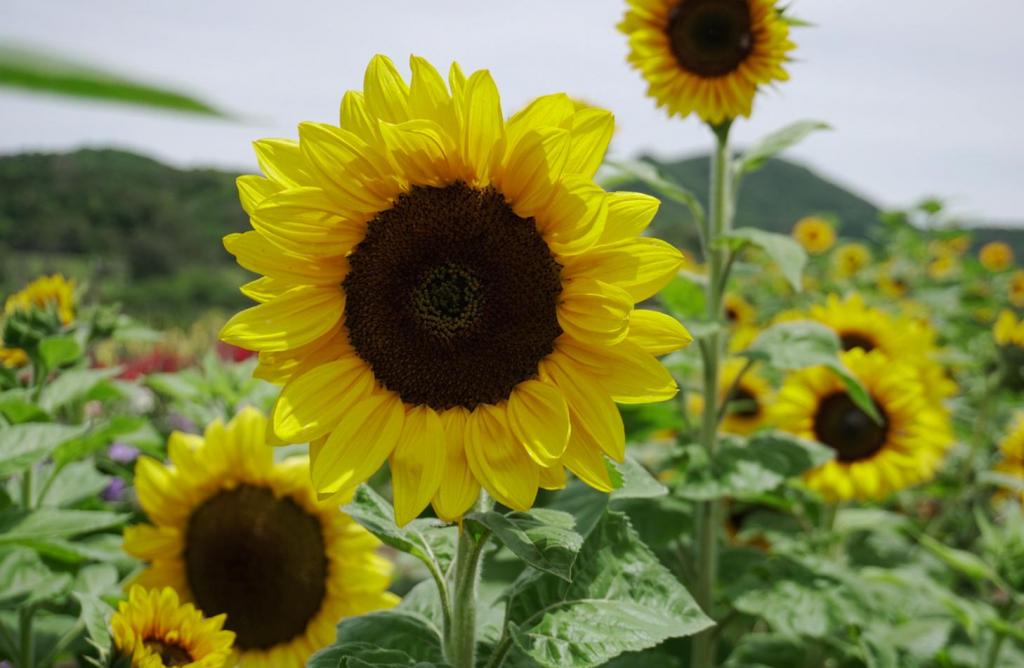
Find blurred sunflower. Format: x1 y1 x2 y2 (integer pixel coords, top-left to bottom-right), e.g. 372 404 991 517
618 0 794 124
994 310 1024 347
717 359 772 434
773 348 953 501
111 586 234 668
724 292 755 327
4 273 76 325
979 241 1014 272
877 264 911 298
994 412 1024 503
124 408 398 667
832 242 871 279
0 346 28 369
1009 270 1024 308
927 251 958 280
792 216 835 255
220 55 691 519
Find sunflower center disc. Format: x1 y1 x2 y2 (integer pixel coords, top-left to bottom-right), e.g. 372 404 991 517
813 392 889 462
667 0 753 77
184 485 327 650
728 386 760 418
344 182 563 410
143 639 193 666
839 332 877 352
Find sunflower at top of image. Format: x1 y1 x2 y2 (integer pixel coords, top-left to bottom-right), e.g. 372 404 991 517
831 242 871 280
123 408 399 667
4 273 76 325
791 216 836 255
219 55 693 523
979 241 1014 272
619 0 795 124
772 348 953 501
110 586 234 668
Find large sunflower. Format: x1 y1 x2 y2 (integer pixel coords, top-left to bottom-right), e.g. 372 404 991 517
773 348 953 501
219 55 691 522
111 586 234 668
619 0 794 123
124 408 398 667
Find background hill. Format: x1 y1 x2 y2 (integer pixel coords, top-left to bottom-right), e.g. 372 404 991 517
1 148 1021 324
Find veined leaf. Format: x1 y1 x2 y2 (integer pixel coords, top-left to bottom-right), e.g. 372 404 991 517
467 508 583 581
0 508 128 544
39 367 121 413
718 227 807 292
736 120 830 174
0 422 88 476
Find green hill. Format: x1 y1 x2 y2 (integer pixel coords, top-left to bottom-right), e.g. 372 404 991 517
0 148 1020 324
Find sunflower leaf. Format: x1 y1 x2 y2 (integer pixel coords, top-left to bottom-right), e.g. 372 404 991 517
0 422 89 476
718 227 807 292
604 159 707 227
503 510 712 667
466 508 583 581
38 367 121 413
72 591 114 660
736 120 831 174
0 508 128 544
310 610 447 667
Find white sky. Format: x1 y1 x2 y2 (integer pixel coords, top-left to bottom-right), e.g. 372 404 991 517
1 0 1021 223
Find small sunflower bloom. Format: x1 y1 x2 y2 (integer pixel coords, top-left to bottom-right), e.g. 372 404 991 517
715 359 772 435
619 0 795 124
110 586 234 668
1008 270 1024 308
219 55 691 521
4 274 76 325
773 348 953 501
832 242 871 279
994 413 1024 504
724 293 755 328
979 241 1014 272
792 217 835 255
927 251 958 280
124 408 398 666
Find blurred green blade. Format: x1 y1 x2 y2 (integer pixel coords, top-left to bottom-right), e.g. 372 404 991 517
0 43 226 117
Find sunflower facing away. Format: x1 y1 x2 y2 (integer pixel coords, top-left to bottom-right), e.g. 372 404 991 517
5 273 76 325
791 216 835 255
619 0 794 124
111 586 234 668
773 348 953 501
124 408 398 666
219 55 692 522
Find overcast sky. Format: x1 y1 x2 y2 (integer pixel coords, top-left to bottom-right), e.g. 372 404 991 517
2 0 1022 224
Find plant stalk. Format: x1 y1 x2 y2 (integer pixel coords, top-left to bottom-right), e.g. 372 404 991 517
691 121 733 668
446 493 492 668
19 605 34 668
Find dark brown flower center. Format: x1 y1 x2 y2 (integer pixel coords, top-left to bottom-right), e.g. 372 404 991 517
839 331 877 352
667 0 754 77
143 639 193 666
727 385 760 418
184 485 327 650
813 392 889 462
343 182 563 410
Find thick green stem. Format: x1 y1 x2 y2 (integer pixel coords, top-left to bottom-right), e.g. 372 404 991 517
982 632 1006 668
19 605 34 668
445 494 492 668
691 122 733 668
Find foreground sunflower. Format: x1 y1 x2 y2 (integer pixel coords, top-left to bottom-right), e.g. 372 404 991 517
124 408 398 666
220 55 691 521
791 216 835 255
773 348 953 501
111 586 234 668
979 241 1014 272
619 0 794 123
5 273 76 325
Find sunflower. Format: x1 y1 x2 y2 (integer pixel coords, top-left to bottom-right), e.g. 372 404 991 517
994 310 1024 347
4 273 76 325
773 348 953 501
979 241 1014 272
792 217 835 255
1009 270 1024 308
724 292 755 327
876 263 911 298
832 242 871 279
111 586 234 668
995 412 1024 504
927 251 958 280
0 346 28 369
619 0 794 124
219 55 691 520
717 359 771 434
124 408 399 667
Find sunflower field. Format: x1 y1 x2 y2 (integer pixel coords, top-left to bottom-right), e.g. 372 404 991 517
2 2 1023 667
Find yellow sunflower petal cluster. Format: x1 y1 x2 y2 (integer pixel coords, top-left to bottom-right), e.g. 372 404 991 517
124 408 398 667
1008 270 1024 308
219 55 691 522
832 242 871 280
4 273 76 325
979 241 1014 272
994 412 1024 504
619 0 795 124
792 216 835 255
994 310 1024 348
773 348 953 501
111 586 234 668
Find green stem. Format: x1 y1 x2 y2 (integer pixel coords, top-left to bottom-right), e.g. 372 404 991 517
21 467 34 509
445 494 492 668
37 618 84 668
982 632 1005 668
19 605 34 668
691 121 733 668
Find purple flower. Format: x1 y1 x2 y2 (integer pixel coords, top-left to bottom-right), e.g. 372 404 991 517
107 442 140 464
168 412 198 434
101 478 127 503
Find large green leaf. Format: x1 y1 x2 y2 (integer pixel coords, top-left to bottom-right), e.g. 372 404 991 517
605 159 706 227
38 335 82 370
724 633 808 667
735 120 830 174
718 228 806 292
0 548 72 606
467 509 583 582
608 457 668 501
73 592 114 662
310 642 446 668
676 432 834 500
0 422 88 475
0 44 225 116
504 511 712 667
38 461 110 507
0 508 127 543
0 389 49 424
39 367 121 413
335 610 446 664
53 415 148 464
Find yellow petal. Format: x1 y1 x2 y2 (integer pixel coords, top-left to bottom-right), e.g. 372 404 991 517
379 119 455 186
558 278 632 345
432 408 481 522
409 55 458 138
390 405 445 526
628 309 693 355
600 192 660 244
539 464 567 491
563 237 684 301
507 380 570 467
240 276 293 303
122 524 180 560
237 175 283 216
505 93 575 153
273 357 374 443
561 426 614 493
499 127 570 216
253 138 312 188
251 187 366 257
464 404 538 511
363 54 411 124
298 122 398 210
542 356 625 461
339 90 379 142
566 107 615 178
220 285 343 352
312 392 405 496
460 69 504 183
539 178 608 255
601 341 679 403
224 231 348 285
